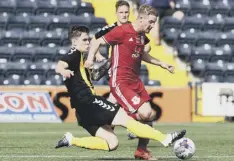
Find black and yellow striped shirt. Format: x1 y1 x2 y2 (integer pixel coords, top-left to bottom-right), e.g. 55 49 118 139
95 22 118 39
60 48 95 100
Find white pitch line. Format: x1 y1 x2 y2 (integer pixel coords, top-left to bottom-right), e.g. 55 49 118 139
0 132 69 135
0 123 232 127
0 131 232 135
0 155 234 159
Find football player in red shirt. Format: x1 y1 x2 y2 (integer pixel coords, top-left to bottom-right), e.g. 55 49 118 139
85 4 174 160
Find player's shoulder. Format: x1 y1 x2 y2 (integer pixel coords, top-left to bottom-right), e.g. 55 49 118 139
67 48 80 55
101 22 118 31
110 22 118 28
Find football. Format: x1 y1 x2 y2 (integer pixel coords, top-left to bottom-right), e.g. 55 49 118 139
173 138 196 160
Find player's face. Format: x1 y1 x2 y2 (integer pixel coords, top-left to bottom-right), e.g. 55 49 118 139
142 14 157 33
116 5 130 24
75 32 90 52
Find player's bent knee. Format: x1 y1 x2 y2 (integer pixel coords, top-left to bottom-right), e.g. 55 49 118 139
95 126 119 151
138 111 152 121
149 109 157 121
138 103 152 121
107 135 119 151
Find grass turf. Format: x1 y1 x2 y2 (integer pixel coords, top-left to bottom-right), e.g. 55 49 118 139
0 123 233 161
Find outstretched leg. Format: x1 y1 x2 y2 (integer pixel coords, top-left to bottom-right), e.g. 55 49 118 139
112 108 186 147
55 125 118 151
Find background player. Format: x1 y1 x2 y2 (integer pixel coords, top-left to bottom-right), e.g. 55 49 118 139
95 0 130 40
55 25 186 154
92 0 130 63
85 4 174 160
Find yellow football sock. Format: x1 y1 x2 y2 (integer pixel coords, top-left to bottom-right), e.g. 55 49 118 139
71 137 109 151
126 119 166 142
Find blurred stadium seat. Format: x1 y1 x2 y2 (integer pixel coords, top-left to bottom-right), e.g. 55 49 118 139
190 59 207 76
28 15 51 30
204 60 225 76
203 15 224 31
41 30 62 46
210 45 232 62
0 46 14 62
0 13 11 29
162 0 234 82
189 0 211 16
48 15 70 30
76 2 94 15
175 0 191 14
204 74 223 82
21 30 43 46
182 14 206 30
223 17 234 31
15 0 37 14
196 31 217 46
36 0 57 15
34 47 57 62
161 16 182 30
177 28 198 45
210 0 230 16
191 44 213 61
0 74 23 85
4 62 28 77
70 14 91 27
224 62 234 76
224 75 234 83
7 14 30 30
90 16 107 30
176 43 192 62
162 27 180 44
55 0 78 15
1 30 22 45
23 74 45 85
12 47 34 63
44 74 63 85
0 0 16 13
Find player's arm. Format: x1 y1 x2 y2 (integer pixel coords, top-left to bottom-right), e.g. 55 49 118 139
90 37 106 62
142 44 161 66
55 61 74 79
85 26 123 68
86 25 112 65
85 38 107 68
142 44 175 73
95 51 106 62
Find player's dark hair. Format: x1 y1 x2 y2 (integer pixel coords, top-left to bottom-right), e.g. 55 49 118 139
68 25 89 40
115 0 130 11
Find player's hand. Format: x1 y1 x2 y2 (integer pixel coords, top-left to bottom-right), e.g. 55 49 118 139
96 57 106 62
84 59 94 69
160 63 175 73
96 55 106 62
61 69 74 78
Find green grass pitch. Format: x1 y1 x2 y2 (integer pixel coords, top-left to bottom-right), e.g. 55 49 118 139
0 123 233 161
